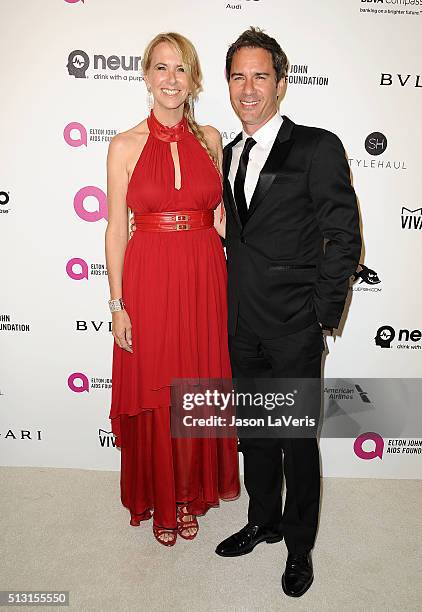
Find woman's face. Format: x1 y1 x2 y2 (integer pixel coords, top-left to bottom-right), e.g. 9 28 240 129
144 42 190 115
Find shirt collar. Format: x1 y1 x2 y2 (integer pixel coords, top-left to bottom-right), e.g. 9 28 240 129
240 113 283 148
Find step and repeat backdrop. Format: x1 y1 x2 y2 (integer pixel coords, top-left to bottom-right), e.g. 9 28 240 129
1 0 421 478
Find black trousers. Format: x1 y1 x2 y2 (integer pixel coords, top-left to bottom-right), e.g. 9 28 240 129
229 313 324 554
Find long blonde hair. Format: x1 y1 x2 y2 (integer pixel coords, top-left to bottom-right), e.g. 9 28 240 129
141 32 217 165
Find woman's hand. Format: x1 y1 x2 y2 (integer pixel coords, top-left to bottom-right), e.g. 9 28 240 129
112 310 133 352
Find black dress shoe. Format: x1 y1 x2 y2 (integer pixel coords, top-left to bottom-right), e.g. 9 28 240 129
281 552 313 597
215 523 283 557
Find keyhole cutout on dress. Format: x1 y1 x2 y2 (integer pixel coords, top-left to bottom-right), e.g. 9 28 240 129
170 141 182 191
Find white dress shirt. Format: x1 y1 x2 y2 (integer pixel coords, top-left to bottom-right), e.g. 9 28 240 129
229 113 283 207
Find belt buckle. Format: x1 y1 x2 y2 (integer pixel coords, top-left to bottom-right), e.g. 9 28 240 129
176 223 190 230
176 214 189 221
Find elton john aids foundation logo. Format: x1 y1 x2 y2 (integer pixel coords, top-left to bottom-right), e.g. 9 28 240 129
354 432 384 460
74 186 107 222
68 372 89 393
66 258 89 280
64 122 87 147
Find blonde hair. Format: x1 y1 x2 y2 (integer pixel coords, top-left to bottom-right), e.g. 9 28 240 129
142 32 217 165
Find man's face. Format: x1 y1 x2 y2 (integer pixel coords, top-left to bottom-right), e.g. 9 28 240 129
228 47 286 135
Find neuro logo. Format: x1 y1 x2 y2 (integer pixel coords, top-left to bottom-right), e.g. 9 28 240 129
66 258 89 280
64 122 87 147
401 207 422 230
365 132 387 156
67 50 90 78
353 264 381 285
375 325 395 348
74 186 107 222
354 432 384 460
68 372 89 393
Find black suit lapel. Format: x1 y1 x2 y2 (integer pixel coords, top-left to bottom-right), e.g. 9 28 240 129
247 116 295 222
223 132 243 229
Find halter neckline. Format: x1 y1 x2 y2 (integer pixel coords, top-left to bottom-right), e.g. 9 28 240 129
147 110 188 143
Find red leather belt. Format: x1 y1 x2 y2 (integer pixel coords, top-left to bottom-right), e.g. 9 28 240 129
133 210 214 232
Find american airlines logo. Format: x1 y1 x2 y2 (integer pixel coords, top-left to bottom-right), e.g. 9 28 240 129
401 207 422 230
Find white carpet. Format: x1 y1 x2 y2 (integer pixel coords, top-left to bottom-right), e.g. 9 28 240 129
1 467 421 612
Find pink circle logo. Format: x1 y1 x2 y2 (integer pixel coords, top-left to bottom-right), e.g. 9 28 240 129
66 258 89 280
74 186 107 222
64 0 84 4
68 373 89 393
353 432 384 460
64 122 87 147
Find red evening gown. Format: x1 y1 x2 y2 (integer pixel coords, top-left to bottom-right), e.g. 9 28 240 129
109 111 240 530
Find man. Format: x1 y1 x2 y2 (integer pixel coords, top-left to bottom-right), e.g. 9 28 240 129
214 28 362 598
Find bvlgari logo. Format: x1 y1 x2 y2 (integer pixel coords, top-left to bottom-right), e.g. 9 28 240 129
380 73 422 88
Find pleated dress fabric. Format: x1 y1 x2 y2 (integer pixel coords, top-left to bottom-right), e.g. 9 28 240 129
109 111 240 529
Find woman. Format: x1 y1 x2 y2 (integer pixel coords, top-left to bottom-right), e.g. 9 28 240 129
105 32 240 546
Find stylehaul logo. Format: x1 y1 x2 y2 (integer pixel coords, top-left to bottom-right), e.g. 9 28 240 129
348 132 406 171
64 122 116 146
74 186 107 222
66 258 108 279
68 373 112 392
374 326 422 350
66 50 142 81
401 207 422 230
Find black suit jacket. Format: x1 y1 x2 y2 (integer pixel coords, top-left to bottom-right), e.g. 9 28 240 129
223 115 362 338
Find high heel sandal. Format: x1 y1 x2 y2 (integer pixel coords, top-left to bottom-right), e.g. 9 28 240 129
152 524 177 547
176 504 199 540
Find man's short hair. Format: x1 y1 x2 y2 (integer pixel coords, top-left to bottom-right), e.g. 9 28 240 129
226 27 289 84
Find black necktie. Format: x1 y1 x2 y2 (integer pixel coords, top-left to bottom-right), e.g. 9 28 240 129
234 137 256 226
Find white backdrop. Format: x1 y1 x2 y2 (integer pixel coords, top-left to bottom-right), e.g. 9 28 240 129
1 0 421 478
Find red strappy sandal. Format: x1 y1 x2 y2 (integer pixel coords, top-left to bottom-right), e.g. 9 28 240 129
152 524 177 547
176 504 199 540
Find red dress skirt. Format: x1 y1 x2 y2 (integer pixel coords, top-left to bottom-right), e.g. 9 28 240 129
109 112 240 529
